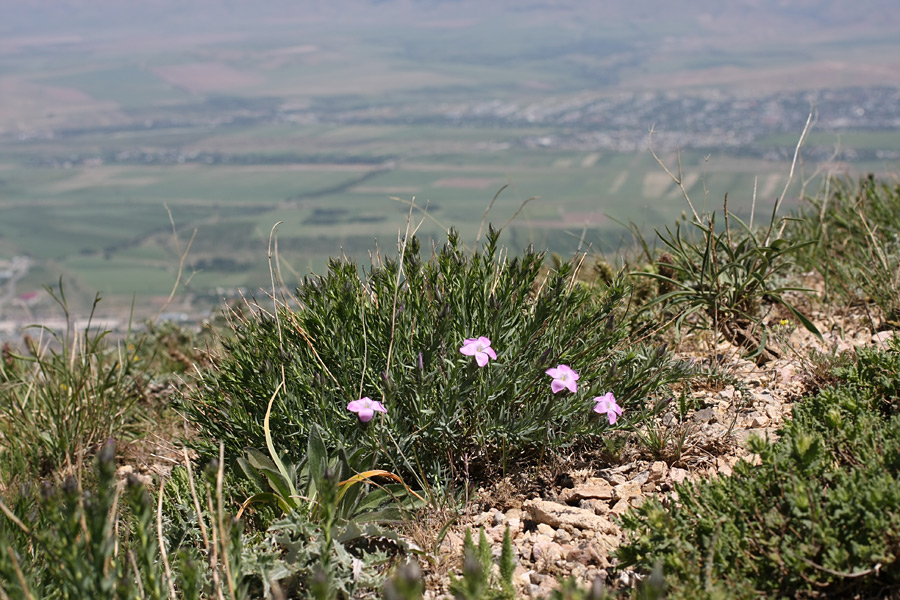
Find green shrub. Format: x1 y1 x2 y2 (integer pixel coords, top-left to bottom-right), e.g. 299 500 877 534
180 228 693 483
617 338 900 599
794 175 900 329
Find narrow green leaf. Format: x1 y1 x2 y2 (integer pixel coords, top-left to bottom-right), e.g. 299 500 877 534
780 297 823 341
307 423 328 497
263 381 297 499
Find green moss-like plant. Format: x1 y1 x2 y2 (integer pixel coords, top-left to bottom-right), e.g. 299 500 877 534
617 339 900 599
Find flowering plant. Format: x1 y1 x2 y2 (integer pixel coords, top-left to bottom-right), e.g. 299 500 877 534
545 364 579 394
459 336 497 367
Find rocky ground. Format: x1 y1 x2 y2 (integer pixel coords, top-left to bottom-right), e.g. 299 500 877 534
424 304 899 598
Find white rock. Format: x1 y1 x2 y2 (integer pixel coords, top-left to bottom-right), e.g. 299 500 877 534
524 499 618 534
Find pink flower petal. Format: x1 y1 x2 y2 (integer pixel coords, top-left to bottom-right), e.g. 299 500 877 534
461 336 496 366
550 379 566 394
347 398 369 412
348 397 386 422
592 392 622 425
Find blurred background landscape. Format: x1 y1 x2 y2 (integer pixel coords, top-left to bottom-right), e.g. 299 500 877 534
1 0 899 328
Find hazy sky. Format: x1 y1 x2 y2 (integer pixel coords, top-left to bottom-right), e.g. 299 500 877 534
3 0 900 38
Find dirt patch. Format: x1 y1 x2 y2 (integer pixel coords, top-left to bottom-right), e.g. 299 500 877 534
353 186 421 195
608 172 628 195
0 77 119 131
433 177 501 189
46 168 158 193
642 172 674 199
625 60 900 94
563 211 608 225
416 19 480 29
520 211 609 229
151 62 263 94
263 45 319 56
0 35 84 53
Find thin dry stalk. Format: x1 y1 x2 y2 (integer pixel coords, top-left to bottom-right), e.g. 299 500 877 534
266 220 344 395
128 550 146 600
723 193 732 247
6 546 34 600
392 195 450 240
266 222 286 348
384 199 427 379
0 499 30 535
750 175 758 230
475 184 509 246
648 127 700 223
214 443 237 600
566 251 589 295
858 209 891 273
499 195 539 233
358 290 368 401
156 477 177 600
182 448 223 600
155 203 198 322
488 246 507 299
800 133 841 203
75 447 90 545
205 471 226 600
107 480 123 567
771 107 816 243
701 153 711 213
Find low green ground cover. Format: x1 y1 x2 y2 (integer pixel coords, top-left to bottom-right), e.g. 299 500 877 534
617 338 900 599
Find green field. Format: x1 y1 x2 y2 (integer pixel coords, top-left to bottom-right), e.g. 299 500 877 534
0 143 817 313
1 6 898 316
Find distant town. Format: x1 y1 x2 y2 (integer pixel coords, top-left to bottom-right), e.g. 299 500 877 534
0 256 232 343
13 86 900 168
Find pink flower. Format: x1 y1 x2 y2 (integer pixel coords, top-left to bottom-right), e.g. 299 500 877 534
593 392 623 425
545 364 579 394
459 336 497 367
347 397 387 422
